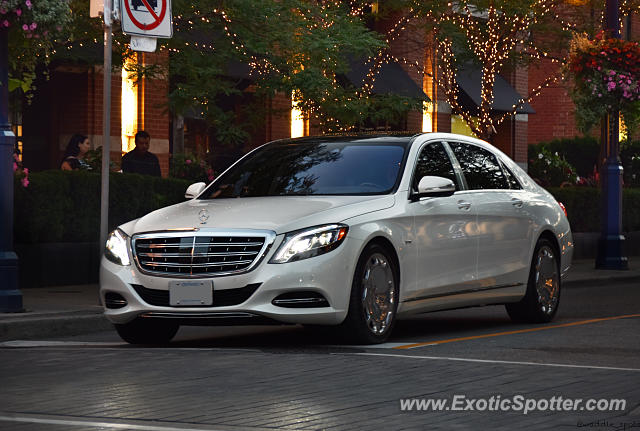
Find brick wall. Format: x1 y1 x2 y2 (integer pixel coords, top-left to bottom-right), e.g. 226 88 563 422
141 51 170 176
389 17 425 132
266 93 291 141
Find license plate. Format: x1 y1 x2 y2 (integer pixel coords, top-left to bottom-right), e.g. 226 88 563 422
169 281 213 306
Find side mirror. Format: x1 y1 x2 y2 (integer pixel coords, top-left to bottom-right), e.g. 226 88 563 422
412 176 456 200
185 182 206 199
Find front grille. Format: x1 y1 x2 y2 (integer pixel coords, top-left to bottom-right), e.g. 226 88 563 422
132 232 272 277
131 283 261 307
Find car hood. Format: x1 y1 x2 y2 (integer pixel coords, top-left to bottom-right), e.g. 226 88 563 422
121 195 395 236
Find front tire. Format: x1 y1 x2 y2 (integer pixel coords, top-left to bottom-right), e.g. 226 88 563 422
340 243 399 344
506 238 561 323
114 318 179 345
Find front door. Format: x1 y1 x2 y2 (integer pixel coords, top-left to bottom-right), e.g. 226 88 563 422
408 141 479 301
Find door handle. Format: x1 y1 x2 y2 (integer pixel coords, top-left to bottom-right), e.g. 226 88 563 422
457 200 471 210
511 198 524 208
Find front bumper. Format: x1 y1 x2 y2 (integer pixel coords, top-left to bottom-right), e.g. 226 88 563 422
99 235 362 326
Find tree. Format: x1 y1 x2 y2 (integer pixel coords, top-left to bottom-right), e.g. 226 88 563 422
4 0 71 97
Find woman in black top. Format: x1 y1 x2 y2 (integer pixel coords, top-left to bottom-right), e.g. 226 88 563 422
61 134 92 170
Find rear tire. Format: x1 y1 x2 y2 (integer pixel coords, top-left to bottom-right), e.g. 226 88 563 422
506 238 561 323
114 318 179 345
340 243 399 344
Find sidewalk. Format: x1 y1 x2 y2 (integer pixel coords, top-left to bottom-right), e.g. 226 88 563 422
1 259 639 341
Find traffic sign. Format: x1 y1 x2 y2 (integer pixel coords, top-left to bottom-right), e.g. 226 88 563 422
120 0 172 38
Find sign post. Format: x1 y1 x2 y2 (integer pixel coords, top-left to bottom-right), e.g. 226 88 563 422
99 0 113 257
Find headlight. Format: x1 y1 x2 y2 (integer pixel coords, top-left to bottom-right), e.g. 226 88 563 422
270 224 348 264
104 228 131 266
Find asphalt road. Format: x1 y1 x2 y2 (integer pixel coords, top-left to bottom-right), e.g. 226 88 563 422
1 281 639 430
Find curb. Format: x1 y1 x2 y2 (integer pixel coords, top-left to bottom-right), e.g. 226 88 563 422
0 312 111 342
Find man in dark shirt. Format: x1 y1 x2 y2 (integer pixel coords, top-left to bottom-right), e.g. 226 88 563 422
121 131 161 176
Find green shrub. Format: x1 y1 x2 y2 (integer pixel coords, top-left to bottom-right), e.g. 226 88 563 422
530 136 640 187
169 153 215 183
547 187 640 232
621 140 640 187
14 170 191 244
529 136 599 179
528 148 578 187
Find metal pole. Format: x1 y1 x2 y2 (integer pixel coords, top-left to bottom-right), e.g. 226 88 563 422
99 1 113 253
595 0 628 269
0 28 23 312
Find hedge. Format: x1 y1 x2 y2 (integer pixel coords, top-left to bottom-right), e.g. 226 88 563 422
548 187 640 233
529 137 640 186
14 170 191 244
12 172 640 244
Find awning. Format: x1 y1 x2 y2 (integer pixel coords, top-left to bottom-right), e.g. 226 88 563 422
456 66 535 115
342 59 429 100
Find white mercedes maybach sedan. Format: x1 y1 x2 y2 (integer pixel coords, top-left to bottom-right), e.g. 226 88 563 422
100 133 573 344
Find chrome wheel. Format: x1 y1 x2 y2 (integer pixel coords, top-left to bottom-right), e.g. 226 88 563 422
361 253 396 336
505 238 561 323
534 245 559 316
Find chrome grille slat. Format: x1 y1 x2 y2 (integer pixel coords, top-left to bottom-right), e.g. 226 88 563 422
145 242 264 249
138 251 260 258
141 259 254 268
132 232 272 277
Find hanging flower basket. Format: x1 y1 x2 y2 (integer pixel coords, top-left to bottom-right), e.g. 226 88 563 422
565 32 640 135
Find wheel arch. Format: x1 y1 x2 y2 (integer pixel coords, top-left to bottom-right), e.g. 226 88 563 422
538 229 561 262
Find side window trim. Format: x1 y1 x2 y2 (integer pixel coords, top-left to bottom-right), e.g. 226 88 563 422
498 159 522 190
441 141 469 191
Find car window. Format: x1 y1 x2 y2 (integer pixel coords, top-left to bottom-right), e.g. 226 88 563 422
199 141 408 198
449 142 508 190
412 142 459 191
501 162 522 190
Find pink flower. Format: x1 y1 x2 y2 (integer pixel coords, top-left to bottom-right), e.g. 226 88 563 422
0 8 6 14
21 178 29 188
607 82 616 91
15 8 21 15
23 168 29 174
29 22 36 30
22 24 28 30
25 0 31 8
2 20 8 27
598 93 602 97
609 70 616 76
185 159 192 164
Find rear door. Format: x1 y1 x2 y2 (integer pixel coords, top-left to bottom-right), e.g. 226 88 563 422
448 142 532 288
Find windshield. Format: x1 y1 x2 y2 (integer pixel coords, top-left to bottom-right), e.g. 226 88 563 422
199 139 408 198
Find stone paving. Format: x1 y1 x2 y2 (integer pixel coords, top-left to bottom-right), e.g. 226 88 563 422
1 343 639 430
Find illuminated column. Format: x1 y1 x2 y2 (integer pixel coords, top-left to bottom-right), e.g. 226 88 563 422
291 91 305 138
422 102 433 133
121 57 138 153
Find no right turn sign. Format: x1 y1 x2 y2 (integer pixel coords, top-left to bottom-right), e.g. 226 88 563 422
120 0 172 38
